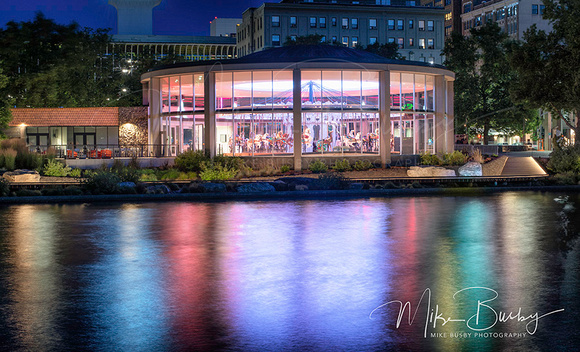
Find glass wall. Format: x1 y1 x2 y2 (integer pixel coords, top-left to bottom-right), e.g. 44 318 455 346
390 113 435 155
390 72 435 112
162 115 205 156
159 74 205 113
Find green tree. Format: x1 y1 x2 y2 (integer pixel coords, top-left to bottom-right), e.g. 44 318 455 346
284 34 326 46
360 42 403 60
0 65 11 137
443 22 532 144
509 0 580 146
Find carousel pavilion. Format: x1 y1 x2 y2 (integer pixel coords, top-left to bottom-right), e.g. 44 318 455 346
141 45 455 169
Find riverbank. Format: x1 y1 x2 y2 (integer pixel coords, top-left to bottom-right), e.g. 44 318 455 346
1 184 579 205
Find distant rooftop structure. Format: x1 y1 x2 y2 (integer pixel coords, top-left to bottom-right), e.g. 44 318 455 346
108 0 162 35
210 18 242 37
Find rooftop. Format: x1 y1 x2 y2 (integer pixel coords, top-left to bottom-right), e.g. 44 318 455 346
10 108 120 127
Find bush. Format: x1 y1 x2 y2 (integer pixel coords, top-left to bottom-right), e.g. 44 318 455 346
199 164 238 181
420 153 441 166
175 150 210 172
471 149 484 164
308 160 328 173
280 165 291 173
63 186 83 195
139 173 158 182
177 171 197 180
333 159 352 172
442 151 467 166
159 169 181 180
548 145 580 174
310 172 348 190
43 159 72 177
70 168 82 178
15 189 42 197
353 160 374 171
82 171 121 194
0 177 10 197
237 164 254 178
0 149 17 170
213 154 244 171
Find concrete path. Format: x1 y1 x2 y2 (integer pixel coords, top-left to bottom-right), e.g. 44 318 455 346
501 156 548 176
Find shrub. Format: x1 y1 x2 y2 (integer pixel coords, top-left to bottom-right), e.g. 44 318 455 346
213 154 244 171
15 189 42 197
63 186 83 195
552 171 577 185
259 165 276 177
308 160 328 173
43 159 72 177
199 164 237 181
82 171 121 194
70 168 82 178
139 173 158 182
420 153 441 166
1 149 17 170
548 145 580 174
0 177 10 197
237 164 254 178
177 171 197 180
471 148 484 164
333 159 352 172
128 156 140 169
310 172 348 190
353 160 374 171
280 165 291 173
442 151 467 166
159 169 181 180
175 150 210 172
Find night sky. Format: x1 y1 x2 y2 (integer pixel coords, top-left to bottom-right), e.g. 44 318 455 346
0 0 265 36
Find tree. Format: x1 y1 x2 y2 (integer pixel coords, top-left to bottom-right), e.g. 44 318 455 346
0 66 11 137
360 42 403 60
284 34 326 46
443 22 533 144
509 0 580 146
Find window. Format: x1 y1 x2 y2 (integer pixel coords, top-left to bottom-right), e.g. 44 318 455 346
418 20 425 31
290 35 297 42
320 17 326 28
369 18 377 29
397 19 404 30
464 4 471 13
332 36 337 43
445 0 451 5
409 20 414 29
445 12 452 21
388 19 395 30
290 16 297 28
397 37 404 49
428 57 435 64
310 17 317 28
419 38 425 49
272 16 280 27
427 20 434 31
352 36 358 46
369 37 377 44
427 38 434 49
342 18 349 29
540 5 545 15
532 4 538 14
409 38 414 46
445 25 452 36
332 17 337 26
342 36 349 46
272 34 280 46
388 37 395 43
406 0 416 5
321 35 326 43
352 18 358 29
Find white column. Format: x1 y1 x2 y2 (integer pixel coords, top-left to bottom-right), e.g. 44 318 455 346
293 68 302 170
379 70 391 167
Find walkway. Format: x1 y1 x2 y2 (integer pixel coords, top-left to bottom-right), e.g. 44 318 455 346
501 156 548 176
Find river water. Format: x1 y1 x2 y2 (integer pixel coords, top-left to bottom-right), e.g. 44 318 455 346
0 192 578 351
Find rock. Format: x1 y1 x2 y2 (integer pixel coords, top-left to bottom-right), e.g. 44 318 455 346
3 169 41 182
237 182 276 193
349 183 364 190
146 184 171 194
295 184 308 191
407 166 456 177
276 177 313 186
118 182 136 188
458 162 483 176
268 180 289 191
200 182 226 193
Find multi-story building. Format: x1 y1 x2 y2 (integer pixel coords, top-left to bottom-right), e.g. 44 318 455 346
210 18 242 37
237 0 447 64
420 0 462 37
461 0 552 38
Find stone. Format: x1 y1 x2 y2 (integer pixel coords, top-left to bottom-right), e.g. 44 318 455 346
200 182 226 193
295 184 309 191
407 166 456 177
3 170 41 182
349 182 364 190
268 180 289 191
237 182 276 193
146 184 171 194
118 182 136 188
458 162 483 177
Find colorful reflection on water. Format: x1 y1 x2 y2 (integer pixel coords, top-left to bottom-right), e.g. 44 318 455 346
0 192 578 351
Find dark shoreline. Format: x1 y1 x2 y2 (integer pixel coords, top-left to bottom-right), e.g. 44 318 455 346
1 185 579 205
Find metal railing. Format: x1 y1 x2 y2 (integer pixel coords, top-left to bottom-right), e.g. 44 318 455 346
454 144 500 155
27 144 171 159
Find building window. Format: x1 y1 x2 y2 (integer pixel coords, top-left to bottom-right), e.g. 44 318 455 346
409 38 414 46
351 18 358 29
370 37 377 44
445 0 451 5
388 19 395 30
445 12 452 21
388 37 395 43
342 36 349 46
409 20 414 29
290 35 297 42
290 16 297 28
369 18 377 29
418 20 425 31
320 17 326 28
342 18 349 29
397 19 404 30
419 38 425 49
427 38 434 49
428 56 435 64
540 5 545 15
464 3 471 13
272 16 280 27
352 36 358 46
310 17 317 28
532 4 538 14
445 25 452 36
397 37 404 49
321 35 326 43
332 36 337 43
272 34 280 46
332 17 337 26
427 20 434 31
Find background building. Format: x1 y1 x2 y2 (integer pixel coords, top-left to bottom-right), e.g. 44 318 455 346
210 18 242 37
237 0 446 64
420 0 462 37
